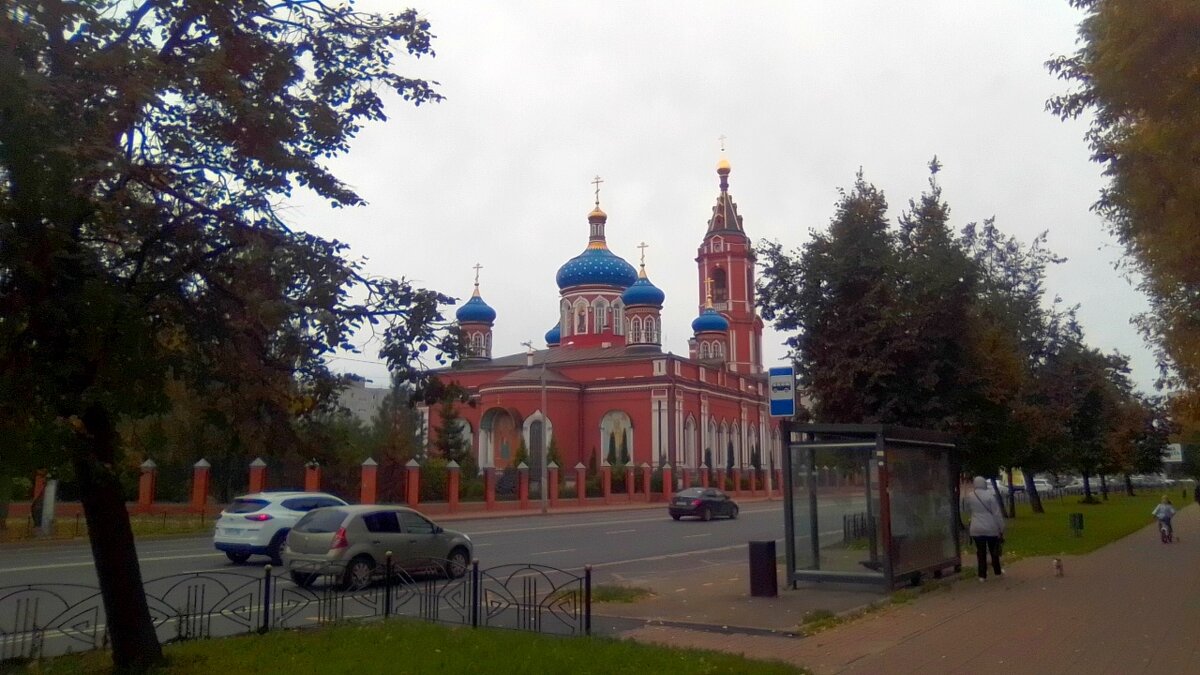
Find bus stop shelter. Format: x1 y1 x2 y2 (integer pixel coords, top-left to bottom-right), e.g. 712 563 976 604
782 424 960 590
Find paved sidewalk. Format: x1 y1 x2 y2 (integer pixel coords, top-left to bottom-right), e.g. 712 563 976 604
618 504 1200 674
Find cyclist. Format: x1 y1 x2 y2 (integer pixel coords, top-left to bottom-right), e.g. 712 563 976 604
1152 495 1176 541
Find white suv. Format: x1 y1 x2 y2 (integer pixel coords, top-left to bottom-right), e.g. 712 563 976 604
214 491 347 564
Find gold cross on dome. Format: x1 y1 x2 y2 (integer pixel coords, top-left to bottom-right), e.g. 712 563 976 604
704 276 714 305
472 262 482 286
637 241 648 266
718 135 727 153
591 175 604 206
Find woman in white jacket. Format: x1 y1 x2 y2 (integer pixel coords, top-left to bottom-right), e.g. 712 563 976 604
963 476 1005 580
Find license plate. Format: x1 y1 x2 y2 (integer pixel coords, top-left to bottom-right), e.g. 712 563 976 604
222 528 242 535
674 499 689 505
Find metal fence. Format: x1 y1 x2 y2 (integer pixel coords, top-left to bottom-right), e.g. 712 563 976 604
0 557 591 662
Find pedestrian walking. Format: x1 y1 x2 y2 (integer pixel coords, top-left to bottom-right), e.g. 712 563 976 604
963 476 1005 581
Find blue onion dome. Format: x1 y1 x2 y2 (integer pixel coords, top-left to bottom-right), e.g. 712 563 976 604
555 244 638 290
556 201 638 290
545 323 561 346
456 287 496 323
691 307 729 333
621 267 665 307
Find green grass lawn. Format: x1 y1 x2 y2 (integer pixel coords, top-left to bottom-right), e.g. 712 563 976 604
991 490 1185 560
11 620 805 675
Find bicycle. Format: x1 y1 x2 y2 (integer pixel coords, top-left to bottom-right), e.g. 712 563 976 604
1159 519 1173 544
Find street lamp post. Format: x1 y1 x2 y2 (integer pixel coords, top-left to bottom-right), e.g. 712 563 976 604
522 340 549 515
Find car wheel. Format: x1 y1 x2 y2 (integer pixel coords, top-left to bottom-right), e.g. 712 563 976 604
446 547 470 579
729 505 739 520
671 514 681 521
701 507 712 522
342 556 375 590
268 530 289 566
225 551 251 564
290 570 317 589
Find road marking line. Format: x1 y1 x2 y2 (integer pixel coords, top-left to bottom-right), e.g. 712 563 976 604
605 529 636 535
682 533 711 539
529 548 576 556
0 552 226 574
464 508 781 536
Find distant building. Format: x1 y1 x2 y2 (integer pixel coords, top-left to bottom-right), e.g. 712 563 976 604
338 378 390 425
424 157 783 474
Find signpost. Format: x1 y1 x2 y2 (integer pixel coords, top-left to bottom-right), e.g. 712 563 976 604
768 366 795 418
767 366 796 502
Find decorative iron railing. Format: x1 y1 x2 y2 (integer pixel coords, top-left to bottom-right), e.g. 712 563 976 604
0 557 591 662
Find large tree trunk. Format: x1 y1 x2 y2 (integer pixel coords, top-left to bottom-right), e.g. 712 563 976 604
1082 474 1095 502
1124 473 1135 497
75 404 163 671
1005 468 1016 517
1099 474 1109 501
1026 469 1045 514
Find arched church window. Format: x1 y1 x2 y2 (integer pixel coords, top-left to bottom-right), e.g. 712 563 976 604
645 316 658 343
612 301 625 336
485 332 492 355
712 268 728 303
630 316 642 343
561 300 572 336
699 341 710 359
593 298 609 333
714 341 724 358
573 299 588 334
600 410 633 466
471 332 484 355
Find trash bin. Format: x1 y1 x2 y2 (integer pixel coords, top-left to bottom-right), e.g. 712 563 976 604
1069 512 1083 537
748 540 777 597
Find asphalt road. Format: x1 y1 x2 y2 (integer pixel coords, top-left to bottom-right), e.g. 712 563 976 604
0 496 866 589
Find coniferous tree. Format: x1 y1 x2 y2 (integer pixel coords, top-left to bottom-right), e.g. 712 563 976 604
759 172 904 423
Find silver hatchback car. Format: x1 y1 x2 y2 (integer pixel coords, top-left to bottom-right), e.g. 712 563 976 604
283 505 472 589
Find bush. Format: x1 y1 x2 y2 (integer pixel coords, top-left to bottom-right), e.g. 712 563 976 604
461 477 485 501
611 466 627 493
420 458 448 502
585 475 602 498
650 471 663 493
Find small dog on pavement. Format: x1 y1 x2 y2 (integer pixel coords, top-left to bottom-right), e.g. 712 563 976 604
1052 558 1064 577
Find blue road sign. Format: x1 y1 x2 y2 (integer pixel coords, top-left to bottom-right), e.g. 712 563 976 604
768 366 795 417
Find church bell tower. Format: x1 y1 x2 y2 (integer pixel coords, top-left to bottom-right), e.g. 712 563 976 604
695 152 764 374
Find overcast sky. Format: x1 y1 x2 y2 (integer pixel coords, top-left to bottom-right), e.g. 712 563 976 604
285 1 1157 393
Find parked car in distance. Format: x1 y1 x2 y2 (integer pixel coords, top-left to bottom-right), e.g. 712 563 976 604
283 505 473 589
213 491 348 565
1030 478 1056 494
668 487 739 521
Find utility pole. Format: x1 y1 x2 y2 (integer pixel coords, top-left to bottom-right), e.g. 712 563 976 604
521 341 550 515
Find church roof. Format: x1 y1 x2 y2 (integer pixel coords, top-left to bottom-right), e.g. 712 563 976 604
452 344 661 372
494 367 577 384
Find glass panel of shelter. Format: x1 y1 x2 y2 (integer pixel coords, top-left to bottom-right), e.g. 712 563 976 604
787 440 883 579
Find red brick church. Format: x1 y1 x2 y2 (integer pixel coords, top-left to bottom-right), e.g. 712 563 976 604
425 156 783 478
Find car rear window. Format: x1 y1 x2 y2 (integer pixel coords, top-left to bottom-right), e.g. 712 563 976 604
281 497 317 512
677 488 704 498
294 509 348 533
227 498 269 514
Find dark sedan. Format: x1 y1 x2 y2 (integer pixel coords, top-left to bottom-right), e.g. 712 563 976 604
668 487 739 521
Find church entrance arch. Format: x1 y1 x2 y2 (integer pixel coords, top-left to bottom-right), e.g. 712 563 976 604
522 412 554 478
480 407 522 468
599 410 633 466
